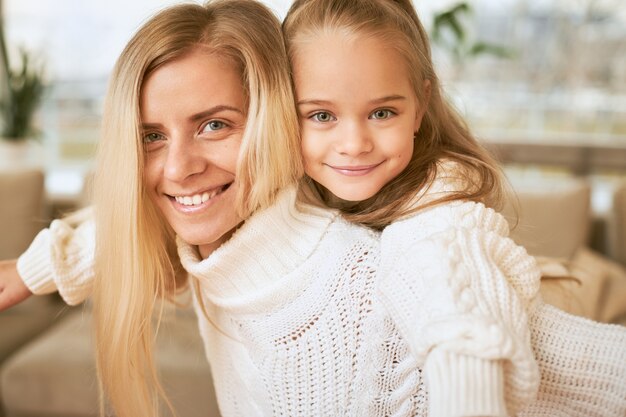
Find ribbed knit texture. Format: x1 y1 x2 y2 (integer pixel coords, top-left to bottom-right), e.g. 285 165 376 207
425 351 506 417
17 210 95 306
519 303 626 417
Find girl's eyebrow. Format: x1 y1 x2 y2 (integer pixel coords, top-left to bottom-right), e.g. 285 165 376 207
370 94 407 104
297 99 332 106
141 105 244 129
297 95 407 106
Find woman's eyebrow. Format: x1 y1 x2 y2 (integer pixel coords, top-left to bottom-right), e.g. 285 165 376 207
141 122 162 130
188 105 245 122
140 105 245 129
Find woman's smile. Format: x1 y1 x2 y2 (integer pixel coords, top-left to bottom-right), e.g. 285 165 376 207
167 182 233 212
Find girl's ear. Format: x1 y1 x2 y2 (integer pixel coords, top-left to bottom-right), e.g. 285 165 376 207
414 79 431 131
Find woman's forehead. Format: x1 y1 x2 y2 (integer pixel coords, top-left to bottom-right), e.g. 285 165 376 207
139 49 248 122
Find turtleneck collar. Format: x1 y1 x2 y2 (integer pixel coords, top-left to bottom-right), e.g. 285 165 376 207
177 185 337 313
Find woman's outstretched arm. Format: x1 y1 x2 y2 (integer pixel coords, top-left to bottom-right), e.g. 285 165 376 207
8 207 96 307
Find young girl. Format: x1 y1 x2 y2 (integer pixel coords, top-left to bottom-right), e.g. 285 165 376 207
1 1 625 417
282 0 538 414
282 0 625 416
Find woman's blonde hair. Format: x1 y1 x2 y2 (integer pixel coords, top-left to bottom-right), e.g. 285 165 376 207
92 1 301 416
284 0 504 229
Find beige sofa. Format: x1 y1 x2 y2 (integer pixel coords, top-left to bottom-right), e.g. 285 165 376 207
504 176 626 324
1 176 625 417
1 304 218 417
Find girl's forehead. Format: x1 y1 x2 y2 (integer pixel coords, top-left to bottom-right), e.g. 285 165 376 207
292 32 418 108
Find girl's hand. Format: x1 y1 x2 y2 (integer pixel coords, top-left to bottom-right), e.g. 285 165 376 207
0 259 32 311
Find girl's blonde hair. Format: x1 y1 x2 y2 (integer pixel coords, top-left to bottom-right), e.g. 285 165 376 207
92 1 301 416
284 0 504 229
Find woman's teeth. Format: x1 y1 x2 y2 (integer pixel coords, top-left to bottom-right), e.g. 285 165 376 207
174 188 222 206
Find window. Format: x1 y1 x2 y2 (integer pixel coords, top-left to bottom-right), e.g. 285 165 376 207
2 0 290 167
436 0 626 145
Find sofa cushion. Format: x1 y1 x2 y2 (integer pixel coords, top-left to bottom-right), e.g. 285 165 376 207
503 177 591 259
0 169 47 260
607 181 626 267
0 307 219 417
0 296 66 366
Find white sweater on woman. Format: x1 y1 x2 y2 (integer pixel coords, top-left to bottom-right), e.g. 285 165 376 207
17 184 626 417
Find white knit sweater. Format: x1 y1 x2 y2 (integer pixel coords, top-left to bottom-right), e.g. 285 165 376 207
17 186 626 417
378 162 542 416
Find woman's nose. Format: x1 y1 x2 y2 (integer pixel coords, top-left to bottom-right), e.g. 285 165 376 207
335 122 373 156
163 135 206 182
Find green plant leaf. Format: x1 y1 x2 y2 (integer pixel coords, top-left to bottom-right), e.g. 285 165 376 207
0 47 46 138
432 2 472 44
469 42 514 59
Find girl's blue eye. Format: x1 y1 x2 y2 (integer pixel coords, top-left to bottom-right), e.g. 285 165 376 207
203 120 226 132
143 132 164 143
311 112 336 123
370 109 394 120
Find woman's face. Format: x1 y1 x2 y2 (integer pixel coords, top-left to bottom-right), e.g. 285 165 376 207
141 49 246 258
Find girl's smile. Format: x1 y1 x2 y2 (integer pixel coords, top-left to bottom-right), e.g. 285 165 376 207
325 162 384 177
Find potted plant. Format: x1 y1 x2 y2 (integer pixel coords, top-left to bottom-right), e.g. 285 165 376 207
0 17 45 166
431 2 513 76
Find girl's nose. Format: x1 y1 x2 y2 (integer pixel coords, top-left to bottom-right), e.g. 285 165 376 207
335 122 373 156
163 135 206 182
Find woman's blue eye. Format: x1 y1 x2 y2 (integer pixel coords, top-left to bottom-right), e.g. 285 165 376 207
143 132 163 143
203 120 226 132
311 112 335 123
370 109 394 120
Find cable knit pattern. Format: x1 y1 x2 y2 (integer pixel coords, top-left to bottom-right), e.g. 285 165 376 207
379 201 541 416
17 208 94 306
379 161 542 416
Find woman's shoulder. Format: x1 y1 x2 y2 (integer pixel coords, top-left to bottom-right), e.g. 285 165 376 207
383 197 510 245
414 158 475 202
388 158 507 236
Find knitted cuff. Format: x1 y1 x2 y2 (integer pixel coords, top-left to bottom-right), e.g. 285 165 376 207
16 229 58 295
425 349 508 417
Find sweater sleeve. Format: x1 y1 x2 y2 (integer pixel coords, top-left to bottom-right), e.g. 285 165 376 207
520 302 626 416
378 200 541 417
16 207 95 306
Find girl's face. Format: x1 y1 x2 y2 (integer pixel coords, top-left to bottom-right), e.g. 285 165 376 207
294 32 426 202
141 49 246 258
